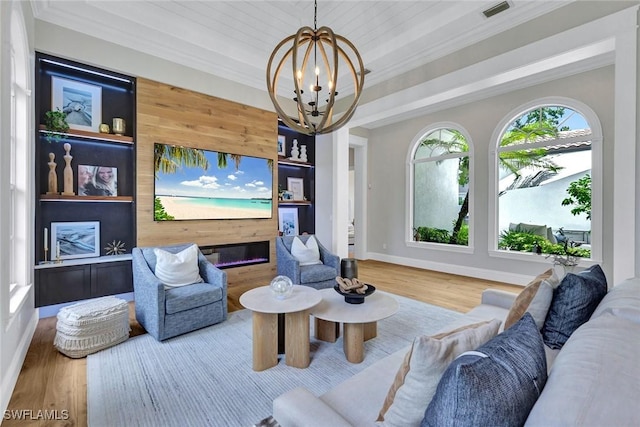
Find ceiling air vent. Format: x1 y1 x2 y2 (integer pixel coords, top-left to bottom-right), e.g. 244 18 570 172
483 1 511 18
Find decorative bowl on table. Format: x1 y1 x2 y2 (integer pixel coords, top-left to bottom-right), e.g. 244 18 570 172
334 284 376 304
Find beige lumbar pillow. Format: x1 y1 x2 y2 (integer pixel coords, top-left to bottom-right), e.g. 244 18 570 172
504 268 559 330
377 319 502 426
290 235 322 266
154 244 204 288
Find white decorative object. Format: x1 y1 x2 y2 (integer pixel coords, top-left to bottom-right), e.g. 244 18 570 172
270 275 294 300
291 236 321 266
290 139 300 160
154 244 203 288
54 296 130 358
300 145 308 162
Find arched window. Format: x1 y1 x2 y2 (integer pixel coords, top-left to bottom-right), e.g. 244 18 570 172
491 98 602 262
408 124 472 249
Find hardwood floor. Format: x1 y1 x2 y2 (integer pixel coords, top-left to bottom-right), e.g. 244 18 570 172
4 260 521 427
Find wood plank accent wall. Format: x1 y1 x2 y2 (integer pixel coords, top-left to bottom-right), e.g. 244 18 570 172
136 78 278 287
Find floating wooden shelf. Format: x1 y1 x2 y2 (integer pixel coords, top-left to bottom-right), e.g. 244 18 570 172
278 200 313 206
40 194 134 202
278 157 313 168
38 125 134 144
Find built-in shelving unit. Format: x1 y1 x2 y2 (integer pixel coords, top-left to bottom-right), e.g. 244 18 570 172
277 122 316 234
34 53 136 307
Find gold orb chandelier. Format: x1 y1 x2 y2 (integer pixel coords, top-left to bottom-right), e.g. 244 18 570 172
266 0 365 135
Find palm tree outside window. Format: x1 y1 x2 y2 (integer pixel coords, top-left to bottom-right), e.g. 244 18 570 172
496 105 593 259
410 126 471 246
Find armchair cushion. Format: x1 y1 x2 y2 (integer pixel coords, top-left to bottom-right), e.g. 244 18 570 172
153 244 203 288
291 235 322 266
301 264 338 284
165 282 223 315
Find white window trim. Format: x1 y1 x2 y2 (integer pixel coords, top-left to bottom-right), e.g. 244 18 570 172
2 1 33 326
488 96 603 264
406 121 474 251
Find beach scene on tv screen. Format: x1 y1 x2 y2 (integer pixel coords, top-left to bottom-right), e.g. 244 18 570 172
154 143 273 220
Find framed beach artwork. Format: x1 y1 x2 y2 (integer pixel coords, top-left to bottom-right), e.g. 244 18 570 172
78 165 118 197
287 177 304 201
51 76 102 132
51 221 100 260
277 135 286 156
278 207 299 236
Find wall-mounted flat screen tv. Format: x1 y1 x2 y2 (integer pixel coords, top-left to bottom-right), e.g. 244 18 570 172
154 142 273 221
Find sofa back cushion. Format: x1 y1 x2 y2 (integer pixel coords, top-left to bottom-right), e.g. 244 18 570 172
590 277 640 320
526 312 640 427
542 265 607 349
422 313 546 427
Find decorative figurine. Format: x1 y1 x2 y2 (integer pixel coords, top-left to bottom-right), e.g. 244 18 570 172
300 145 308 162
62 143 75 195
47 153 58 195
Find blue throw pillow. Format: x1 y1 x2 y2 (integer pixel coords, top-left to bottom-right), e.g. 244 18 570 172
542 264 607 349
422 313 547 427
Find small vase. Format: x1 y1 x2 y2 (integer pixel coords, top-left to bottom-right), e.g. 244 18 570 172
290 139 299 160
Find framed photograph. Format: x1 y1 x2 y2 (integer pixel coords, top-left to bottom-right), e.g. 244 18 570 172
51 221 100 260
78 165 118 196
287 177 304 201
51 76 102 132
277 135 286 156
278 208 299 236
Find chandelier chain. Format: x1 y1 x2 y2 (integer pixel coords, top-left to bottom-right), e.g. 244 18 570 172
314 0 317 29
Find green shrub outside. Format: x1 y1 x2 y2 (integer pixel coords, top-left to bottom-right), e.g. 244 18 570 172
498 230 590 258
413 225 469 245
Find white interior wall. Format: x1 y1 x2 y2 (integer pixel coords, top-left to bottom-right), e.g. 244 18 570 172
364 66 615 282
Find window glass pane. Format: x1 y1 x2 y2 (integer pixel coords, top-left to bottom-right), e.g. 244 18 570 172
497 106 592 258
413 156 469 245
415 129 467 160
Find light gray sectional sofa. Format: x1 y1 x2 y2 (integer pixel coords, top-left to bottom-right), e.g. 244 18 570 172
273 275 640 426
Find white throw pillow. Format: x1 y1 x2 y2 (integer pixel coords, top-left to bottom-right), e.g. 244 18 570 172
377 319 502 427
290 236 322 266
154 244 204 288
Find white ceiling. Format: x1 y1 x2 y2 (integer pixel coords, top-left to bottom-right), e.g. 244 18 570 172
30 1 572 96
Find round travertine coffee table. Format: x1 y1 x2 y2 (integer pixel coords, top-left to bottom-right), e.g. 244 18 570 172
240 285 321 371
310 288 399 363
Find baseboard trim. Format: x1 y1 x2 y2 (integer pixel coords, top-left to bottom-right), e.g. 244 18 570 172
365 252 530 285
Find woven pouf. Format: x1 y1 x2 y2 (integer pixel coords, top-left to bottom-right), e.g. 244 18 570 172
54 296 130 358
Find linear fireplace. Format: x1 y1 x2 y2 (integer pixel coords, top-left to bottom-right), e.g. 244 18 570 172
200 241 269 269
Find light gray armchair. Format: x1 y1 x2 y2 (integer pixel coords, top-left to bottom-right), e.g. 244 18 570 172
276 235 340 289
132 243 227 341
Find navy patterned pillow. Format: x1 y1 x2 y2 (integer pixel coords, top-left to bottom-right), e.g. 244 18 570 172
422 313 547 427
542 264 607 349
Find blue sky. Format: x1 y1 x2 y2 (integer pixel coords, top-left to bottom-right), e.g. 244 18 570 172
155 149 272 199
